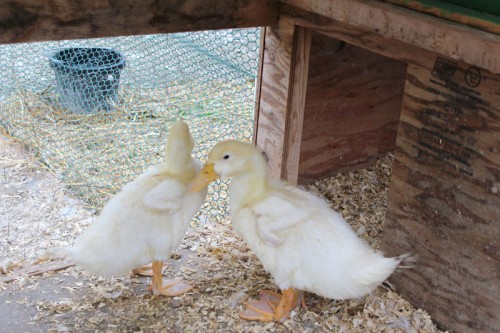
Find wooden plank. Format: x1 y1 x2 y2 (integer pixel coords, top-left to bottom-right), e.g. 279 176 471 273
381 59 500 332
382 0 500 35
254 21 295 181
282 27 311 182
278 0 500 74
254 17 311 183
0 0 278 44
280 7 441 72
298 32 406 181
442 0 500 16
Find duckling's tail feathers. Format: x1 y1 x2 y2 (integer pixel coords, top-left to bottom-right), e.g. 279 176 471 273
394 253 417 272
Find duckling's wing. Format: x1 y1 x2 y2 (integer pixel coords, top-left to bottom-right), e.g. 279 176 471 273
253 193 309 247
255 215 284 247
142 178 184 211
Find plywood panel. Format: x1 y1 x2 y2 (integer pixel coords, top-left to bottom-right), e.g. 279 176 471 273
382 59 500 332
0 0 278 44
298 32 406 181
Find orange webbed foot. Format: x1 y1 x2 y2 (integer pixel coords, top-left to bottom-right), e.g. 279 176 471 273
147 261 193 297
131 261 168 277
239 288 304 323
148 278 193 296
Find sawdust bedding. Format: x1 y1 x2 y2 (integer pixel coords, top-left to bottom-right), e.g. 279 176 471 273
0 134 447 333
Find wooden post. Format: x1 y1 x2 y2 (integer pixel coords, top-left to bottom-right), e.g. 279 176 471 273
381 58 500 333
254 17 311 183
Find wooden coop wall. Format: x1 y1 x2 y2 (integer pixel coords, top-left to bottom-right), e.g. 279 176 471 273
298 32 406 181
254 22 406 183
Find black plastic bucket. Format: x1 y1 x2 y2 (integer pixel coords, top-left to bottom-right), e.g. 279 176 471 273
49 47 126 113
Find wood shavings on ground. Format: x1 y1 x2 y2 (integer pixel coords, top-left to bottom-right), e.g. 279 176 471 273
0 135 448 332
0 134 94 265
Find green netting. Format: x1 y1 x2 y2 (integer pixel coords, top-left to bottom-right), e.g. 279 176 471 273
0 29 260 219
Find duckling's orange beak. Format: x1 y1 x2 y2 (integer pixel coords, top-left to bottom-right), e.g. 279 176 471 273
188 163 219 192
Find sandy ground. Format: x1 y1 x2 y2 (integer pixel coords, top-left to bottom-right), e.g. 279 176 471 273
0 134 447 333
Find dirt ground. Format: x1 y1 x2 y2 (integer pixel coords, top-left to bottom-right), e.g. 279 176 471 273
0 134 447 333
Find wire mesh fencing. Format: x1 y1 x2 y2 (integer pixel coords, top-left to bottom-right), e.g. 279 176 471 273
0 29 260 220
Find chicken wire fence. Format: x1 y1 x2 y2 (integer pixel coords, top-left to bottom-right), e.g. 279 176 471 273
0 29 260 220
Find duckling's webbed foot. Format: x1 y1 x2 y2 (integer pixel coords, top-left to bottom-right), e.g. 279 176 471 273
239 288 303 323
146 260 193 296
131 261 168 277
148 278 193 296
240 290 281 322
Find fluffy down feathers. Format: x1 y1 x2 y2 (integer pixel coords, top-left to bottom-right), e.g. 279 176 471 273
191 140 408 300
68 120 207 277
237 182 404 299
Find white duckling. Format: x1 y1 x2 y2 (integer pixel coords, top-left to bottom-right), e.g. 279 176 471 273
189 140 409 322
68 120 207 296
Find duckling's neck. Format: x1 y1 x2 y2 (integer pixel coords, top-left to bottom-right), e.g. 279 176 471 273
229 170 268 210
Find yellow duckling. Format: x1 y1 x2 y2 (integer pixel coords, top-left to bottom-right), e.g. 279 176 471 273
68 120 207 296
189 140 409 322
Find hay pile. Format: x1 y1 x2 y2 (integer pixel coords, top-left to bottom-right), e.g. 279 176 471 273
0 83 253 211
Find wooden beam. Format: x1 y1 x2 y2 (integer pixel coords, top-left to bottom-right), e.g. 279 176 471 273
0 0 278 44
279 0 500 74
280 8 438 70
254 17 311 183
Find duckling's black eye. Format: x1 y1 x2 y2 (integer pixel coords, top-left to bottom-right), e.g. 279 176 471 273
223 154 230 160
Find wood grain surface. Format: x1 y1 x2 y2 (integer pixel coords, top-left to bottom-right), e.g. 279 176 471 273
381 0 500 35
0 0 278 44
382 60 500 333
254 18 311 183
298 32 406 181
279 0 500 74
